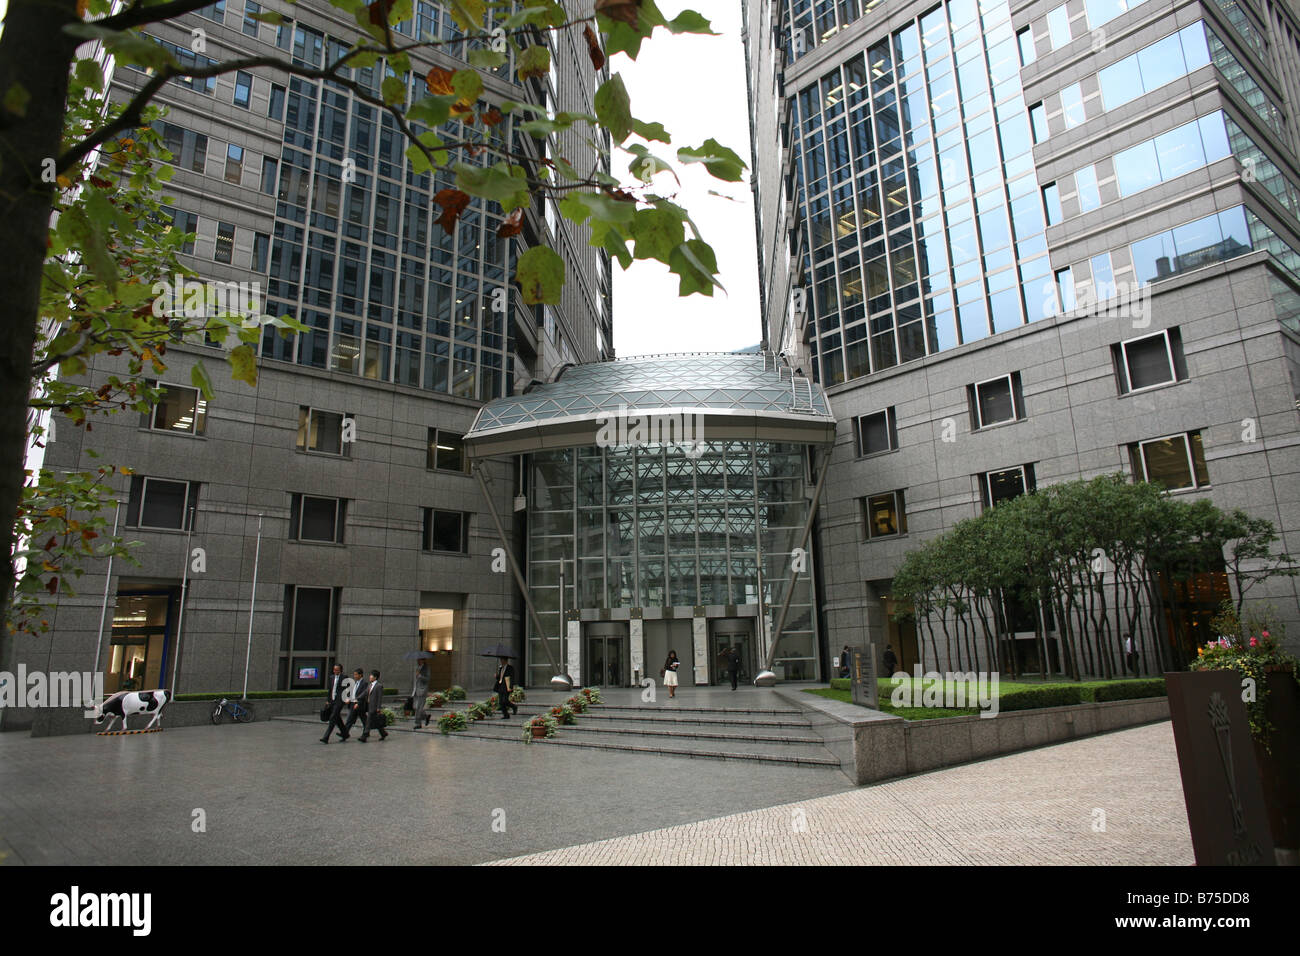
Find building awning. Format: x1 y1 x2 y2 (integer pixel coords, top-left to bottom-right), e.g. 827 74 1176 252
464 352 836 458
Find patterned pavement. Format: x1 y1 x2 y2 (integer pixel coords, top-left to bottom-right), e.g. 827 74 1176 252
483 721 1193 865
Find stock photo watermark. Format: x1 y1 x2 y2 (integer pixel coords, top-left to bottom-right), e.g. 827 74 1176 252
595 403 706 458
888 667 1001 717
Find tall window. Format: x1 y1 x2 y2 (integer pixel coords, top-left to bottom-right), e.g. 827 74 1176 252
279 585 339 690
296 406 352 456
214 221 235 263
854 407 898 456
968 372 1024 429
242 1 261 36
148 382 207 435
423 508 469 553
426 428 466 472
127 476 200 530
1129 432 1209 490
289 494 346 543
1113 328 1186 393
233 72 252 108
862 490 907 538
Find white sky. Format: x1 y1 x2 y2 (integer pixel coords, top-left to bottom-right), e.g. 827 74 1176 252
610 0 762 357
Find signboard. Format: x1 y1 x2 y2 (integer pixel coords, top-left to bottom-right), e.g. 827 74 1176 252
297 666 319 682
1165 671 1274 866
850 643 878 710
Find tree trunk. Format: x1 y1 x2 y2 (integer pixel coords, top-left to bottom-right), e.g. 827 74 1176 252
0 0 81 671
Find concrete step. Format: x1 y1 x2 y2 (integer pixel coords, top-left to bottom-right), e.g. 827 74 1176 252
558 719 825 745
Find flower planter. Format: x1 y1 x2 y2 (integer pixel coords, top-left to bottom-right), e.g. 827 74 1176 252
531 723 548 738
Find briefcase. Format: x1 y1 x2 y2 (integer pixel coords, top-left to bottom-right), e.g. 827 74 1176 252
319 705 331 722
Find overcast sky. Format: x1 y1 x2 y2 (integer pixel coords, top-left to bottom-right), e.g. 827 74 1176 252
611 0 762 358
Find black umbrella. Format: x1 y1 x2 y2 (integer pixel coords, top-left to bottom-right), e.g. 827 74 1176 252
403 650 437 661
479 643 517 658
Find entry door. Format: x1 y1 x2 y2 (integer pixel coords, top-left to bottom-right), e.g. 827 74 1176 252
583 635 626 687
709 623 755 685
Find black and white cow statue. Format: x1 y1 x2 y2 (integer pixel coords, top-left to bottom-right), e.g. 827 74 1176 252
93 689 171 732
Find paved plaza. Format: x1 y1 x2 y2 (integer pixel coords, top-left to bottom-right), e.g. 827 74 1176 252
0 716 1191 866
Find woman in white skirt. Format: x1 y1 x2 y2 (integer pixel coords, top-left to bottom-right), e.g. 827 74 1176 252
662 650 681 698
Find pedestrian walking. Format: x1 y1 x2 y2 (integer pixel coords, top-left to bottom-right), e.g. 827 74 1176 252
882 644 897 676
411 659 430 729
358 670 388 742
1124 634 1139 676
342 668 368 736
320 663 350 743
493 656 516 719
726 645 741 691
840 645 852 678
662 650 681 698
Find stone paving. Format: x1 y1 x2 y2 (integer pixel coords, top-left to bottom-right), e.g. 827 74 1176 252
483 722 1194 865
0 711 1192 866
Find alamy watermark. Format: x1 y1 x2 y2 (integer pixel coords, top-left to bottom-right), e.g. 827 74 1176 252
0 666 104 716
888 667 1001 717
151 276 264 320
595 403 706 458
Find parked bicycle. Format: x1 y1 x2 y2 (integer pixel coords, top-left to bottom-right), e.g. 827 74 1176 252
210 697 255 724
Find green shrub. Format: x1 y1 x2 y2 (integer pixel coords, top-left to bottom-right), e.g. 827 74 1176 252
446 685 467 701
998 686 1083 712
829 678 850 690
1092 679 1166 702
438 711 467 734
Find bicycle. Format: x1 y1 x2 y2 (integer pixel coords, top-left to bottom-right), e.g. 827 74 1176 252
211 697 255 724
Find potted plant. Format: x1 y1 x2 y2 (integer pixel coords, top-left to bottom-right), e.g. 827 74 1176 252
379 707 398 727
522 713 557 743
580 687 602 704
485 694 499 712
1190 602 1300 861
446 685 467 701
509 686 526 705
437 711 468 735
466 702 489 721
427 692 446 709
549 704 577 726
566 695 588 714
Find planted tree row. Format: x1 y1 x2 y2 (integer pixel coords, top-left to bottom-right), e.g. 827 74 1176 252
889 474 1295 680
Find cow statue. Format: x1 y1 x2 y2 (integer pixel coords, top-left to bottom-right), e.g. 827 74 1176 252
93 689 171 732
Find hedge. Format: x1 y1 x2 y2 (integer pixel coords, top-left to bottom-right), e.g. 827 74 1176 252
830 678 851 690
174 689 399 702
1091 679 1166 702
996 686 1083 712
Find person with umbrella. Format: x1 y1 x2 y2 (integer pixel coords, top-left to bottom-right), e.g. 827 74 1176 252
482 644 518 719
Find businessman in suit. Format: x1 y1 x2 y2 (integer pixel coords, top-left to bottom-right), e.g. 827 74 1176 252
493 657 516 719
320 663 351 743
359 669 388 741
342 668 368 736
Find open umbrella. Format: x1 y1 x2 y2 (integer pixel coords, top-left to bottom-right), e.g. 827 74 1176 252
479 643 517 658
403 650 437 661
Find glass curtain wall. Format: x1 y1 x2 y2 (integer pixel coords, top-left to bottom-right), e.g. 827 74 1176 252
525 442 818 684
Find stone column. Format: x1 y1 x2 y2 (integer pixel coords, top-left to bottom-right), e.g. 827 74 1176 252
566 618 581 686
692 615 709 685
629 617 644 684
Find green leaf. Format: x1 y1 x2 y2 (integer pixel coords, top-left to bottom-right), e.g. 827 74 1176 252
405 132 447 174
631 118 670 144
63 25 177 72
665 10 716 34
229 343 258 387
408 95 455 128
677 139 746 182
515 246 565 305
626 143 675 183
467 48 508 70
594 74 633 144
448 0 486 32
73 59 104 94
454 162 530 211
63 206 117 294
347 48 380 69
516 44 551 82
630 206 685 262
451 69 483 104
251 10 285 24
381 76 407 106
388 52 412 76
668 239 722 296
598 16 651 60
190 362 215 401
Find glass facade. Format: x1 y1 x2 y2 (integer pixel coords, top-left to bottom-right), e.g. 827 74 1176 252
525 441 818 684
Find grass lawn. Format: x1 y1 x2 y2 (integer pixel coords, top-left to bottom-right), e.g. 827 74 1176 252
806 687 978 720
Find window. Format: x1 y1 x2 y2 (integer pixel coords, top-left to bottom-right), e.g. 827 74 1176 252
422 508 469 553
296 406 352 456
196 1 225 22
152 121 207 172
426 428 466 472
252 232 270 272
1075 165 1100 212
1017 27 1036 67
224 144 243 185
127 476 200 530
1056 267 1076 311
854 407 898 456
980 464 1036 508
862 490 907 539
968 372 1024 429
214 221 235 263
261 156 277 195
148 383 207 435
1129 432 1209 490
268 83 286 120
290 493 346 543
1113 328 1186 393
1029 102 1048 143
242 1 261 36
233 71 252 108
1091 252 1116 299
1047 5 1072 48
279 585 339 690
1043 182 1062 225
1060 83 1085 128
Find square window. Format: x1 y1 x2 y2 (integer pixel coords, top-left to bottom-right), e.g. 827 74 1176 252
150 383 206 435
426 428 466 472
130 476 198 530
1132 432 1208 490
295 494 343 542
296 406 350 455
855 407 897 456
983 466 1029 507
864 491 906 538
1120 331 1178 391
972 374 1020 428
423 508 468 553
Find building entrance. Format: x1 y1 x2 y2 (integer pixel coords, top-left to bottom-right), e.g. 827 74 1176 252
583 622 628 687
708 618 755 687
